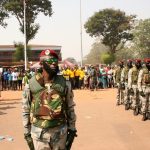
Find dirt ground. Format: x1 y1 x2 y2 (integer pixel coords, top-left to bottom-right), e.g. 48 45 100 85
1 88 150 150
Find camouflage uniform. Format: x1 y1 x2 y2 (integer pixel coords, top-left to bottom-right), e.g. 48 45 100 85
128 61 142 114
121 60 133 109
138 63 150 120
121 66 129 105
22 49 76 150
115 64 124 105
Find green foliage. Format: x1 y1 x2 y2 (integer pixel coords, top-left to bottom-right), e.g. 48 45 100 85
115 46 136 62
83 40 109 64
100 52 115 64
0 1 9 28
132 19 150 58
13 42 31 62
1 0 52 44
84 8 135 53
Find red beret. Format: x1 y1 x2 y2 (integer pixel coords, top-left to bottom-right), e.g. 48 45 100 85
39 49 59 60
144 58 150 63
134 59 141 63
127 59 132 62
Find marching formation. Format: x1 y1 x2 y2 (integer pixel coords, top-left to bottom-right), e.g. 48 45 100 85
115 58 150 121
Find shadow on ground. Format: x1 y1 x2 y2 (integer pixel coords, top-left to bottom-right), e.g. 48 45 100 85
0 100 21 115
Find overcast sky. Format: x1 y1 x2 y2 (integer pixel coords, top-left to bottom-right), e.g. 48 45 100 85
0 0 150 61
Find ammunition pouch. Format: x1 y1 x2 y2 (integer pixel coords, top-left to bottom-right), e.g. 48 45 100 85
139 91 145 97
120 83 125 90
129 88 134 94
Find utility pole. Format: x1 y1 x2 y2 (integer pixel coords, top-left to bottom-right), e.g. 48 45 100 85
24 0 27 70
80 0 83 67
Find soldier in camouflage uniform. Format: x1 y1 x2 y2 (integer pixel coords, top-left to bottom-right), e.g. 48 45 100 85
115 61 124 105
22 49 77 150
121 59 133 109
138 58 150 121
128 59 142 115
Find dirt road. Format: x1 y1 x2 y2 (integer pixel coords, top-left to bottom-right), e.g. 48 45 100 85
0 89 150 150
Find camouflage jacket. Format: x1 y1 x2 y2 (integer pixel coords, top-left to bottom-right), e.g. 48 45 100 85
22 73 76 136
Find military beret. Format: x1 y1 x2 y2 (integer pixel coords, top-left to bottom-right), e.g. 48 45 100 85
127 59 132 62
144 58 150 63
134 59 141 63
39 49 59 60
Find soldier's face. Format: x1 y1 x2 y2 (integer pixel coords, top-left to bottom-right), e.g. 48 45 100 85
146 62 150 70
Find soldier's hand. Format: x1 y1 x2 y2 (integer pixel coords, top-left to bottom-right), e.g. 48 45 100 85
24 133 35 150
66 129 77 150
129 88 134 94
139 91 145 97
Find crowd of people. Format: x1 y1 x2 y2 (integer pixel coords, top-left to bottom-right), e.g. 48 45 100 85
0 68 35 91
115 58 150 121
60 64 116 91
0 63 117 92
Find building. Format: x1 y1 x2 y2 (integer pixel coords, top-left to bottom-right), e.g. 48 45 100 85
0 44 61 66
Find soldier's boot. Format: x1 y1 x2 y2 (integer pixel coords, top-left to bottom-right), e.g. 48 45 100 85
142 113 147 121
147 112 150 120
125 103 130 110
133 106 139 116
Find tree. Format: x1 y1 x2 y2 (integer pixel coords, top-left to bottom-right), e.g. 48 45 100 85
100 52 115 64
13 42 31 61
1 0 53 44
83 40 109 64
0 1 8 28
84 8 135 53
132 19 150 58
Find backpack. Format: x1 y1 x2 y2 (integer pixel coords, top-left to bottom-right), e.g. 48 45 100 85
142 68 150 84
131 67 138 84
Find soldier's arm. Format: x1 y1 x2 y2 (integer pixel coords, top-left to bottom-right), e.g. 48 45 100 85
65 81 76 131
121 68 125 82
128 69 132 89
137 69 143 92
22 86 32 135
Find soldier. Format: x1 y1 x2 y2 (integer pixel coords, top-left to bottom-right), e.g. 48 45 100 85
128 59 142 115
121 59 133 109
115 60 124 105
22 49 77 150
138 58 150 121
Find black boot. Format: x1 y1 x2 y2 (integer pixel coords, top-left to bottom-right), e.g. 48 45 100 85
142 113 147 121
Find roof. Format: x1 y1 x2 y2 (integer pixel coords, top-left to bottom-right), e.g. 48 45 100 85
0 44 61 51
0 44 61 48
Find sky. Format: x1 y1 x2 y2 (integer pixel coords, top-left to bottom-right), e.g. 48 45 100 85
0 0 150 61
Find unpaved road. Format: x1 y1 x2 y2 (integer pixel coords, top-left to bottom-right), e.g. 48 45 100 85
0 89 150 150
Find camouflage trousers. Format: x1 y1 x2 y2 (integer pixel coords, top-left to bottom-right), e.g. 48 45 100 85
116 83 124 105
139 86 150 114
124 82 132 105
31 124 68 150
130 85 139 109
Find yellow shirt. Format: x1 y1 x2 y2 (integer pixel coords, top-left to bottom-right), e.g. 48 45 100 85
74 69 80 76
62 69 70 80
79 70 85 80
70 70 75 78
